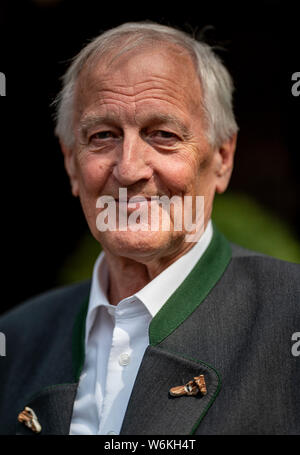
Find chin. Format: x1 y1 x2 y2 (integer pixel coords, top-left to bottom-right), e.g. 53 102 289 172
98 229 183 261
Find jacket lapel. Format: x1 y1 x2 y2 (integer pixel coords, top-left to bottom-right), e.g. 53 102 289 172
16 383 79 435
121 345 221 435
15 296 90 435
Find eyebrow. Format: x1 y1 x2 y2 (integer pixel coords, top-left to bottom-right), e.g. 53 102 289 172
141 113 192 139
78 112 192 140
78 114 119 138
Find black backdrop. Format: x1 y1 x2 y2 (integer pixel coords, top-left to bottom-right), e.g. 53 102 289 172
0 0 299 315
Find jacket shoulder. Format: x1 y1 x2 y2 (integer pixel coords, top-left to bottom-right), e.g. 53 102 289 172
230 241 300 270
0 280 91 334
228 242 300 301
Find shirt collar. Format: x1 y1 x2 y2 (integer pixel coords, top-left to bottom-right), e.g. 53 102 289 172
84 251 109 347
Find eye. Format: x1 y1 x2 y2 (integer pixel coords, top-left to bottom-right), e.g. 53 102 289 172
154 130 176 139
148 130 179 143
90 131 116 141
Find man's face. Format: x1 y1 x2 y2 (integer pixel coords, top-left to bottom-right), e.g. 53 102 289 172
63 42 234 263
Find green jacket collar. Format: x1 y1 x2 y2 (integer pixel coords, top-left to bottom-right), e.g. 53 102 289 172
149 223 232 345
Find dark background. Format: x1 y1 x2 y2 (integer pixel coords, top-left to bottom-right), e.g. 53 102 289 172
0 0 299 314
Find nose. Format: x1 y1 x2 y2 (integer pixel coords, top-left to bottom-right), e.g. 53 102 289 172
112 130 153 186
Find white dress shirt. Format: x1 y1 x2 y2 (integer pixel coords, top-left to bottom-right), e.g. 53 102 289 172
69 220 213 435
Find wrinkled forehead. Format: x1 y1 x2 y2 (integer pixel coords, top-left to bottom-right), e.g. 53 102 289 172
74 41 203 115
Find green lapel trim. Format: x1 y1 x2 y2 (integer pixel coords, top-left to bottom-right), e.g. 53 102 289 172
72 296 89 382
149 223 232 346
188 357 222 434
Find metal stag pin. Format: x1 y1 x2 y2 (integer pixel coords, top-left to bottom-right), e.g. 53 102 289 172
169 374 207 397
18 406 42 433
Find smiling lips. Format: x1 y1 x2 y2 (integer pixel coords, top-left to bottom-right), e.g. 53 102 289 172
117 196 160 210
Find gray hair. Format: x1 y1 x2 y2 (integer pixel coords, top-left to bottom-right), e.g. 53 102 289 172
54 21 238 148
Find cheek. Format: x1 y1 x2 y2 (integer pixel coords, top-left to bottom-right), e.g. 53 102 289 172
164 163 195 193
75 155 111 231
154 147 202 194
161 147 216 197
77 153 111 195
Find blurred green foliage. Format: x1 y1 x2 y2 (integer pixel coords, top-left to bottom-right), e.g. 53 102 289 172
57 191 300 285
213 192 300 263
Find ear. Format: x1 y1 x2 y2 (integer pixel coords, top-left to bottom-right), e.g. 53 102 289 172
215 133 237 194
60 141 79 197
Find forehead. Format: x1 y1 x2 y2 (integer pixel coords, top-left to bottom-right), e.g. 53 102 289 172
74 42 203 120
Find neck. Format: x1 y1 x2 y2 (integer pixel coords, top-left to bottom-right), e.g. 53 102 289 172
104 238 199 306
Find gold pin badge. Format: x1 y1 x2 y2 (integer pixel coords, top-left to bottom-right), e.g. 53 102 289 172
194 375 207 395
18 406 42 433
169 374 207 397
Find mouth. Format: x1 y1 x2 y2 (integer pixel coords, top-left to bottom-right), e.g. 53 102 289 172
116 196 160 204
117 196 160 201
116 197 159 211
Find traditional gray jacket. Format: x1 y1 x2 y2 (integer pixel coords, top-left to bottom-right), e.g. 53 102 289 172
0 227 299 435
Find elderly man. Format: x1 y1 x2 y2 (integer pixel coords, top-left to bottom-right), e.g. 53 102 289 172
0 22 299 436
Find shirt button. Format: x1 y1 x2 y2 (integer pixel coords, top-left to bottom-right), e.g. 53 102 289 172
119 352 130 366
107 431 117 435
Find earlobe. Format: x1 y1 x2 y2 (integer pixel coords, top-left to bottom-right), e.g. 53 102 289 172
70 179 79 197
215 133 237 194
60 141 79 197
